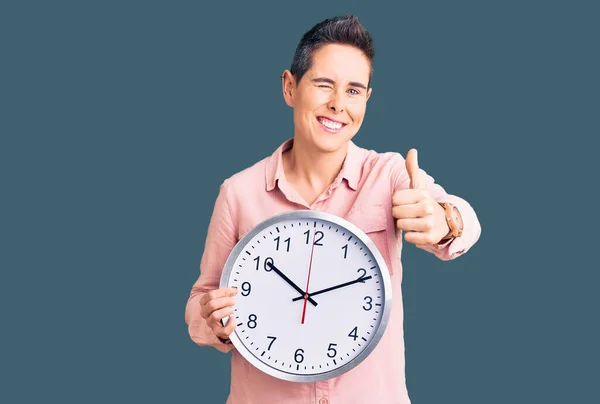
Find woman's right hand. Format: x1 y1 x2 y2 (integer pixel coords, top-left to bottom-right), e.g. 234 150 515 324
199 287 238 341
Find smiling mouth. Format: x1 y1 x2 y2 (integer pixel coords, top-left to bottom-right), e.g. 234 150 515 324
317 116 347 132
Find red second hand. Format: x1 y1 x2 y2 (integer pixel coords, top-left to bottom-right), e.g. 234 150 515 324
301 229 317 324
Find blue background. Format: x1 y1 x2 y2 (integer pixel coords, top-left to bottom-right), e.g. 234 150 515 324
1 1 598 403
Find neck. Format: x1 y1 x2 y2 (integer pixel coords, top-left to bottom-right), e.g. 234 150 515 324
284 136 348 198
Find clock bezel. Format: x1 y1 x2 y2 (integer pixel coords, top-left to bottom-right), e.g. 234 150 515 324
219 209 393 383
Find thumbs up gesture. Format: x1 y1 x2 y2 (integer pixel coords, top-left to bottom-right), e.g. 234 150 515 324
392 149 451 246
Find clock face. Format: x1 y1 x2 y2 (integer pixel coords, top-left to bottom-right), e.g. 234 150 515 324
220 210 392 382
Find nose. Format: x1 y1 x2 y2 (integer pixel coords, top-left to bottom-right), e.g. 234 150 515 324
327 91 344 113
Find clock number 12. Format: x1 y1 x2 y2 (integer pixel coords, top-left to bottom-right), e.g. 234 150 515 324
304 230 324 246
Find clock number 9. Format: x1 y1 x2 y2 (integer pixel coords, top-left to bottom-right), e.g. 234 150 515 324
247 314 257 329
294 348 304 363
241 282 251 296
363 296 373 311
327 343 337 358
254 256 274 272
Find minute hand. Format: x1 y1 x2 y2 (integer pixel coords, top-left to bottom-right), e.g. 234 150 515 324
292 275 373 302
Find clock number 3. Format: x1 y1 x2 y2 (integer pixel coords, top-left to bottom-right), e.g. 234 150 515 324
363 296 373 311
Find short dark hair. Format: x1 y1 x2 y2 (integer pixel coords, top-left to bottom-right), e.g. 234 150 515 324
290 14 374 87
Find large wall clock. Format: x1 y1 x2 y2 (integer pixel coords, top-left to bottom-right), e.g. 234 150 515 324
220 210 392 382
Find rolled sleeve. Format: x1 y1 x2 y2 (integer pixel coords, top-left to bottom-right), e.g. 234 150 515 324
185 180 237 353
418 194 481 260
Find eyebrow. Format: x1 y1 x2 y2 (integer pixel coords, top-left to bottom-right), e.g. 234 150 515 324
311 77 368 90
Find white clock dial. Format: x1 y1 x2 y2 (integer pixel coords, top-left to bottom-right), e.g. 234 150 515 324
220 210 392 382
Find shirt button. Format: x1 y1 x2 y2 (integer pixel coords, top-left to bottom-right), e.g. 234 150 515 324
319 398 328 404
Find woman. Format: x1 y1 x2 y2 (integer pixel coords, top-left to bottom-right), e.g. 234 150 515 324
185 14 481 404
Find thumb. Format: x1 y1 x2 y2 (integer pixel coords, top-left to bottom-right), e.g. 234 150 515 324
405 148 424 190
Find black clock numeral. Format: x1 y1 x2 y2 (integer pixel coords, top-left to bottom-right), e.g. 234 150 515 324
348 326 358 341
264 257 274 271
357 268 367 279
314 231 324 246
254 256 274 271
274 236 291 252
342 244 348 259
247 314 257 329
267 336 277 350
304 230 324 246
327 343 338 358
294 348 304 363
241 282 251 296
363 296 373 311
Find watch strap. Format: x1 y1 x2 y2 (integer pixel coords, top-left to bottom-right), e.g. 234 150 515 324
434 202 463 247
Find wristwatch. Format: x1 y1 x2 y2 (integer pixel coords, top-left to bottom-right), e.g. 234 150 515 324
438 202 463 239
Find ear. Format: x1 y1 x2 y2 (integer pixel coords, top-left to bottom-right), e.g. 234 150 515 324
366 87 373 102
281 70 296 108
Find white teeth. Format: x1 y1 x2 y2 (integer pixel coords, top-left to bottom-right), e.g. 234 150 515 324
319 118 343 130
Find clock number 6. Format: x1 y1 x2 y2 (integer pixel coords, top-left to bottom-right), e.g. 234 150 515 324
327 343 337 358
294 348 304 363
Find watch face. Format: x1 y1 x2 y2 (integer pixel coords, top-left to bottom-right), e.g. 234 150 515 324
220 210 392 383
452 206 463 230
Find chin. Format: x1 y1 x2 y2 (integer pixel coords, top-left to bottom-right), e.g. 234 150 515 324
311 133 353 154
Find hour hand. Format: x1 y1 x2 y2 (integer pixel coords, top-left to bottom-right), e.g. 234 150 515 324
292 274 373 302
266 262 318 306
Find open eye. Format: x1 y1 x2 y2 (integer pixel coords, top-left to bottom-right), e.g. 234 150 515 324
347 88 360 95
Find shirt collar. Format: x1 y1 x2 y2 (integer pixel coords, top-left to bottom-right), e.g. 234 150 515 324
265 138 361 192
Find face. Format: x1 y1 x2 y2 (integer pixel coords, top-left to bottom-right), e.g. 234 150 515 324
282 44 372 154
